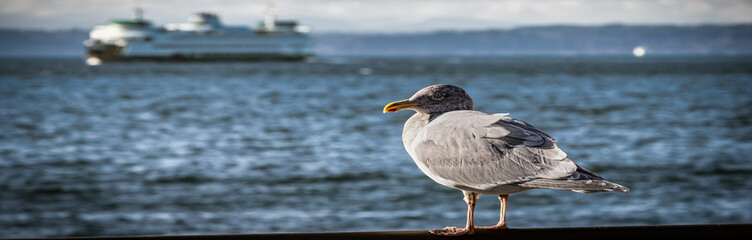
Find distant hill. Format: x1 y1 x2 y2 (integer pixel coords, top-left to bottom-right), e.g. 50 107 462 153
1 25 751 57
0 29 88 57
314 25 752 56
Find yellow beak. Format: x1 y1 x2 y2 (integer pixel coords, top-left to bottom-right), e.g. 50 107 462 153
383 99 419 113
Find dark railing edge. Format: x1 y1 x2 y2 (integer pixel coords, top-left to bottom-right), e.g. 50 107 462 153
9 223 752 240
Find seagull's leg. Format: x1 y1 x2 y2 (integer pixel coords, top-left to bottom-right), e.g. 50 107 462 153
429 191 478 236
476 194 510 230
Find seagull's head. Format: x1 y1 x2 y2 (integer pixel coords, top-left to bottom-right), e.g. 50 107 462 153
384 84 473 114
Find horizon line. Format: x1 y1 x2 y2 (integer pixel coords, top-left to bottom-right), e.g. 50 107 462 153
2 22 750 34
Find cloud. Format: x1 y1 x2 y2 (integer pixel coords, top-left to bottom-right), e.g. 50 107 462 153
1 0 751 32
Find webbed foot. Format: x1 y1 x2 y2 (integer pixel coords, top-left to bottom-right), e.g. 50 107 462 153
475 224 508 231
429 226 475 236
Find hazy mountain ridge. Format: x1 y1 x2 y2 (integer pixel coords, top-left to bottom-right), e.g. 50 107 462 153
0 29 87 57
1 24 751 57
315 25 752 56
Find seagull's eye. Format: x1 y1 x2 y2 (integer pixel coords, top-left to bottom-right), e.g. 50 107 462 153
433 93 446 100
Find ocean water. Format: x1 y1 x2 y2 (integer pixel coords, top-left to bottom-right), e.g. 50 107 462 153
1 56 751 238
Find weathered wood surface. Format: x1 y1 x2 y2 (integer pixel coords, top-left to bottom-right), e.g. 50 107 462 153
18 224 752 240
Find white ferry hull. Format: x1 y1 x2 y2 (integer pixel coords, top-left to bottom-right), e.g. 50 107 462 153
86 36 313 61
84 11 314 62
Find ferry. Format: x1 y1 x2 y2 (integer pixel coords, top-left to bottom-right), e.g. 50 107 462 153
83 7 313 62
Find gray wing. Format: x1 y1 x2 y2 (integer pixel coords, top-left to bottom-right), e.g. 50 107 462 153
411 111 610 192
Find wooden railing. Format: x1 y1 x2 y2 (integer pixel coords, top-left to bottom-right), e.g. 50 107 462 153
23 224 752 240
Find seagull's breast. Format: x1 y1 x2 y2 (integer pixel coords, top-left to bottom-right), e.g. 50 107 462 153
402 113 458 188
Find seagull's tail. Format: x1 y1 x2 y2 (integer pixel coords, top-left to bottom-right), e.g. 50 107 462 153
518 178 630 194
518 163 630 193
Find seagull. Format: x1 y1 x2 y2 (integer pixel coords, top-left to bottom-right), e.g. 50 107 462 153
383 84 629 236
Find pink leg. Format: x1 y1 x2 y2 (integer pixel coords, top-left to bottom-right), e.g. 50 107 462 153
429 191 478 236
476 194 509 230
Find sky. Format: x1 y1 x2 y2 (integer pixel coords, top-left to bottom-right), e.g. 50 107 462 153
1 0 751 33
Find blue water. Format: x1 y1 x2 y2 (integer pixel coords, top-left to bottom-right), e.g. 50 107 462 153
1 57 751 238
